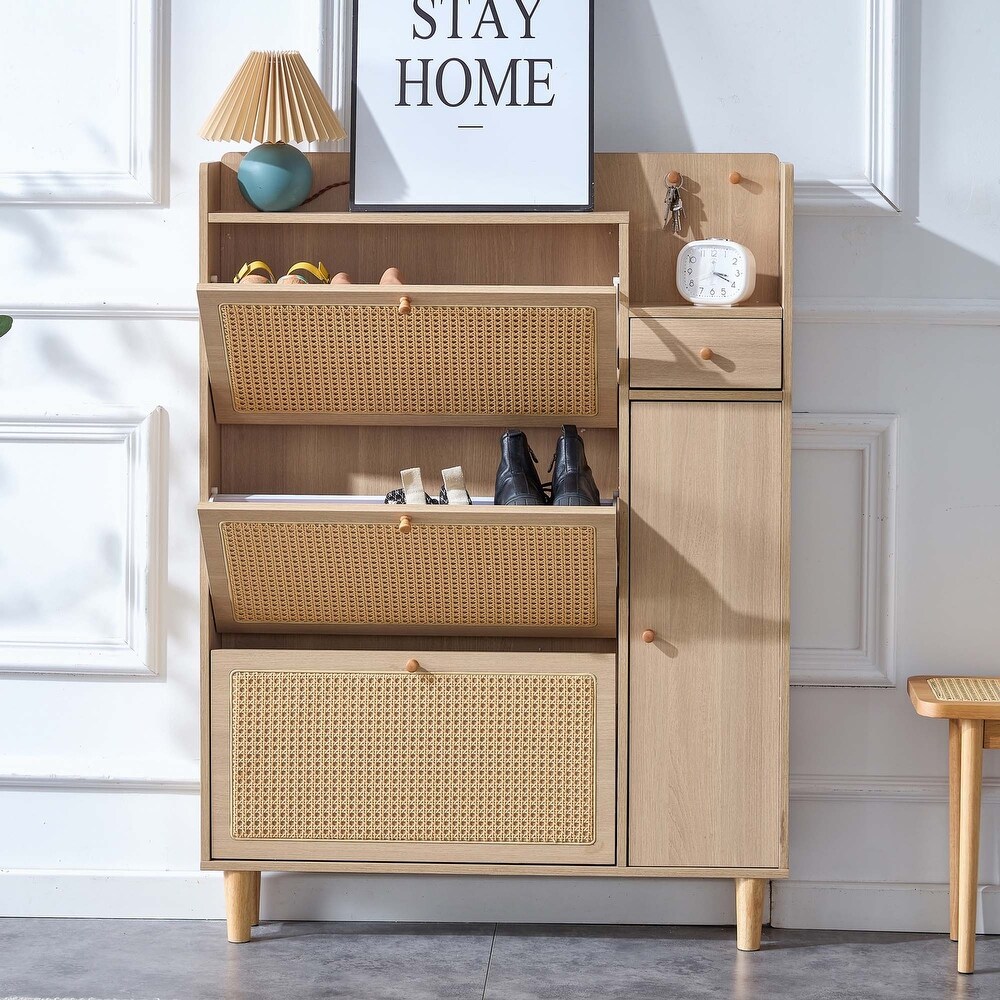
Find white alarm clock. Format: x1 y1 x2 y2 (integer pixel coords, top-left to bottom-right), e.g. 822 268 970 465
677 239 756 306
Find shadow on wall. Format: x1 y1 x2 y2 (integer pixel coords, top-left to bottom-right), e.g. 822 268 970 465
595 0 693 152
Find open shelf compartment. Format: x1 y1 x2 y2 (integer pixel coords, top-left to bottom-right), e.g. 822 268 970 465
199 284 618 426
200 501 618 637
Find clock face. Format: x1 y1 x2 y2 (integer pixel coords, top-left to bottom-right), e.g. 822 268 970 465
677 241 755 305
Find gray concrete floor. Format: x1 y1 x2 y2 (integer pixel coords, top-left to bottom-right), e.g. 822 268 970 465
1 919 998 999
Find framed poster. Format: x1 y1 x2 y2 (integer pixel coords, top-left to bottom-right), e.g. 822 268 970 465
351 0 594 211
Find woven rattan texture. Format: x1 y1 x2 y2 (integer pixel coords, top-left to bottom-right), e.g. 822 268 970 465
928 677 1000 703
229 670 597 843
219 520 598 628
218 303 599 416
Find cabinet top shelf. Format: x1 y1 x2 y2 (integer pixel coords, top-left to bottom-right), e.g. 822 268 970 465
207 210 630 226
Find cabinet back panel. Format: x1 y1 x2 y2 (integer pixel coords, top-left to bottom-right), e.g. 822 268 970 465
595 153 781 307
218 425 619 500
212 223 621 289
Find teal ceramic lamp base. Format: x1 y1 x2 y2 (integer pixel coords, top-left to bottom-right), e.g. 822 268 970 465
237 142 313 212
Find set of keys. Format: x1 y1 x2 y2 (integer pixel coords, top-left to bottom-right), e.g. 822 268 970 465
664 171 684 233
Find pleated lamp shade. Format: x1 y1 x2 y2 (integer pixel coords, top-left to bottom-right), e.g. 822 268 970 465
200 50 346 144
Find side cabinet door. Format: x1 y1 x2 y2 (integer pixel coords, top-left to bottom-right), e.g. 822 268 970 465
628 402 785 868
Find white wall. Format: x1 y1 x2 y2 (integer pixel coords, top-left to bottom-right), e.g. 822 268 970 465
1 0 999 931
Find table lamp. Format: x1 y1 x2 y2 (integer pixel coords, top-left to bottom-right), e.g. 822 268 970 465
200 51 347 212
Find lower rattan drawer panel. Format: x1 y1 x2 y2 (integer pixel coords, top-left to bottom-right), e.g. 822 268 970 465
199 503 618 637
210 649 616 864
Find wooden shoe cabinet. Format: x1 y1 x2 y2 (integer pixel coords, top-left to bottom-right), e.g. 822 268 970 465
198 151 792 949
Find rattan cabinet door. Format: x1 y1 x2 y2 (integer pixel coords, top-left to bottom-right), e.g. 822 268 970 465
199 285 617 426
199 503 618 637
210 649 616 865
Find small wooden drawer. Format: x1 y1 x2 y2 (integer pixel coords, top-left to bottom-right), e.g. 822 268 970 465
199 502 618 637
210 649 616 864
199 284 617 426
630 317 782 389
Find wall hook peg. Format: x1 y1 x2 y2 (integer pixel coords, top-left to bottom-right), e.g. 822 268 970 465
666 171 682 186
729 171 743 185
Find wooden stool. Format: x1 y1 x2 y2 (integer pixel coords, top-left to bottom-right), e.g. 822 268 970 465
908 676 1000 974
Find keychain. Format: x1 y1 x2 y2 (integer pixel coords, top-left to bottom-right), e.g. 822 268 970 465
664 172 684 233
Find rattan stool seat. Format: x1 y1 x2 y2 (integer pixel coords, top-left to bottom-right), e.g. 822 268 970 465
908 675 1000 720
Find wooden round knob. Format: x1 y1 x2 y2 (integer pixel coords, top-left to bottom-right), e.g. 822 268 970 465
642 629 656 644
405 658 421 673
398 515 412 534
699 347 714 361
667 171 682 186
398 295 412 316
729 171 743 185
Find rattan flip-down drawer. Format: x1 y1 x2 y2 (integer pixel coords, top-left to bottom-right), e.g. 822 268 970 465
198 285 618 426
210 649 616 864
199 502 618 637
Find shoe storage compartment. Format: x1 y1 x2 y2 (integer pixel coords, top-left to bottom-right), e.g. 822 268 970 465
630 314 782 389
199 285 618 426
209 648 616 864
200 502 618 637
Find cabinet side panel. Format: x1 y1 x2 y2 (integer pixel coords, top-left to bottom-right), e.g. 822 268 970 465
628 402 783 868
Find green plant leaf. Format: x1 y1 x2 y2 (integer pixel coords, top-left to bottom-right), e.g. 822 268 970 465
0 316 12 339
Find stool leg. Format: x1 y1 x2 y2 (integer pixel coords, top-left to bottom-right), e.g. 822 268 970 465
949 719 961 942
958 718 984 974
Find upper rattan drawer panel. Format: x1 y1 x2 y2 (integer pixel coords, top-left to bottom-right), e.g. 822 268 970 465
630 317 782 389
198 285 617 426
199 503 618 637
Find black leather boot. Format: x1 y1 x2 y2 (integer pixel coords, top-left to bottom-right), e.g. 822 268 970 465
495 429 548 506
550 425 600 506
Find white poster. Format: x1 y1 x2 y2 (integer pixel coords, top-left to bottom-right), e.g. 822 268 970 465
351 0 593 210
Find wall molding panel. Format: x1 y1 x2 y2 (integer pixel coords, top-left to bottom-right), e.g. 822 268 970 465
796 0 901 215
318 0 352 152
0 762 198 794
0 409 167 676
0 0 167 205
790 773 1000 804
6 766 998 805
798 297 1000 326
10 298 999 328
6 304 199 321
791 414 898 687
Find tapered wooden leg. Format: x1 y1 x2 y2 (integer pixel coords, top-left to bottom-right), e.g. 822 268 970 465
957 719 984 974
250 871 261 927
949 719 961 942
224 871 256 943
735 878 766 952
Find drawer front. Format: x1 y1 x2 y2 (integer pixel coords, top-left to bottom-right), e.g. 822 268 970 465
199 503 617 637
210 649 616 864
630 318 782 389
199 285 617 426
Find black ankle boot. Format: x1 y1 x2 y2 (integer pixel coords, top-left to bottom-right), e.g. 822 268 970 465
494 429 548 506
550 425 600 506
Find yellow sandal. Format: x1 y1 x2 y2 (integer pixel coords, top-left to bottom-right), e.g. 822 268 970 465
277 261 331 286
234 261 275 285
